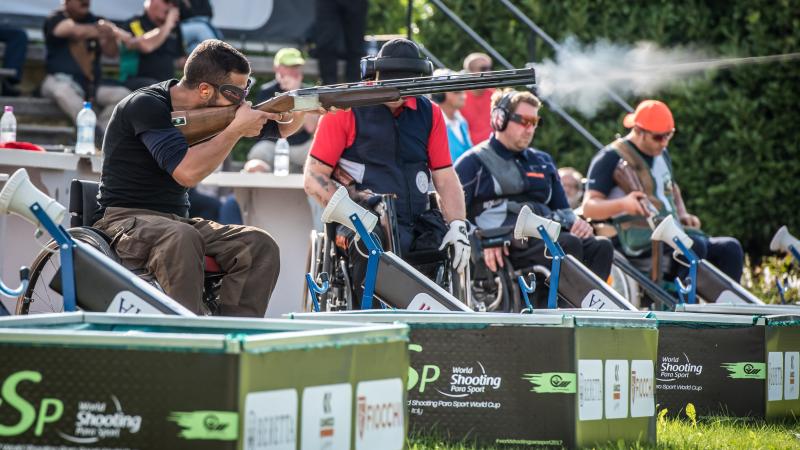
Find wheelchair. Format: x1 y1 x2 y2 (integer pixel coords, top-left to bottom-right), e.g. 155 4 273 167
16 180 225 315
305 193 469 311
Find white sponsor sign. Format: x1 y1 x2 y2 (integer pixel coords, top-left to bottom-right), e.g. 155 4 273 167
581 289 614 310
604 360 629 419
355 379 404 450
630 360 655 418
301 384 352 450
785 352 799 401
578 360 603 421
107 291 163 315
244 389 298 450
768 352 783 402
408 293 449 311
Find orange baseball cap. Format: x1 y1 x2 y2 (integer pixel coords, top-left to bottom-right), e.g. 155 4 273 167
622 100 674 133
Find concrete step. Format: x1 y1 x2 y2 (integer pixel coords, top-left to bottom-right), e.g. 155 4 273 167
17 123 75 146
0 96 69 121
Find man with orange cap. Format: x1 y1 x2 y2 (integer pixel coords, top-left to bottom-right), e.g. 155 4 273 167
582 99 744 282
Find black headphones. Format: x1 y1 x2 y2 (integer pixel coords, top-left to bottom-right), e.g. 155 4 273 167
360 55 434 80
491 91 515 132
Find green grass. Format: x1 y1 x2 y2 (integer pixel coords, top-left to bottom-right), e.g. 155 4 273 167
408 416 800 449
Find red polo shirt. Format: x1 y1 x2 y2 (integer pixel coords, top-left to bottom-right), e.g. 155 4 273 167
310 97 452 170
462 88 495 144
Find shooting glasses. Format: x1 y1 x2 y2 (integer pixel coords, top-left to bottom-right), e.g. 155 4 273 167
508 112 542 128
207 78 252 105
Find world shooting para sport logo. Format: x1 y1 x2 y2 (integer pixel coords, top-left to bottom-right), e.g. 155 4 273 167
521 372 576 394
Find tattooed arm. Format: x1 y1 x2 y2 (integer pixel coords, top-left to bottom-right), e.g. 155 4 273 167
303 156 339 206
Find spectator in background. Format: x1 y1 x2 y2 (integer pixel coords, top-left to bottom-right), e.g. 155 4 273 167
177 0 222 54
247 48 318 174
461 52 494 144
42 0 131 132
558 167 585 210
0 26 28 96
430 68 473 162
121 0 185 91
313 0 368 85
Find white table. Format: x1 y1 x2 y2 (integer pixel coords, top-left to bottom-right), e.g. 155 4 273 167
0 151 102 313
202 172 314 317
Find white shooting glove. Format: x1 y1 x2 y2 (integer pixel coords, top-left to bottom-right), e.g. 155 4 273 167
438 219 470 274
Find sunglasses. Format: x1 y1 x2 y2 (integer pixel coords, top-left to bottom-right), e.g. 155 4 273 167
207 78 252 104
508 112 541 128
646 129 675 142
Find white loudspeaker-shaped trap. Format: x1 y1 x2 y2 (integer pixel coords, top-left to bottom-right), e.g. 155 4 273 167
513 205 561 242
651 215 694 254
321 186 378 234
0 168 66 228
770 226 800 254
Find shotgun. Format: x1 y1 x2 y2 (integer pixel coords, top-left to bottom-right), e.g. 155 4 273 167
171 67 536 145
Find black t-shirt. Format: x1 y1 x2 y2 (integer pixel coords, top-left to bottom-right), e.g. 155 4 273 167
255 80 310 146
586 140 674 195
97 79 281 220
124 13 184 81
179 0 214 19
43 9 102 93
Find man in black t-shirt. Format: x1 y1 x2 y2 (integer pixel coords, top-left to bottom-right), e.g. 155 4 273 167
582 99 744 282
93 40 311 316
121 0 185 91
41 0 131 132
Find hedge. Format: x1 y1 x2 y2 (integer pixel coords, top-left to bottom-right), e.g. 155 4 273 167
368 0 800 259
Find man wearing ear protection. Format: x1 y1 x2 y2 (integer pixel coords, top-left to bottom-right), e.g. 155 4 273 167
582 99 744 281
455 89 613 281
92 40 312 316
304 38 470 303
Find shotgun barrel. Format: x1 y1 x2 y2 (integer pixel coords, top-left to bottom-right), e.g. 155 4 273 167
172 68 536 145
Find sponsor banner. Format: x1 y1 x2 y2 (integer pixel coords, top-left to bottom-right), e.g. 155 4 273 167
301 383 352 450
355 378 404 450
243 389 298 450
604 360 629 419
578 360 603 421
0 345 238 449
768 352 783 402
630 360 655 418
407 326 575 448
785 352 799 401
656 325 765 417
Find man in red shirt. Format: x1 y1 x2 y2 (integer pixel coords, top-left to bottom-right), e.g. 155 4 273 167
304 39 470 304
461 52 495 144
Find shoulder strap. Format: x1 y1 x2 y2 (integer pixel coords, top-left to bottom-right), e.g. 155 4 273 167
609 139 661 208
475 144 525 196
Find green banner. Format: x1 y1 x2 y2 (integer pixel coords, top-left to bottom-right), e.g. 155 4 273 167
521 372 577 394
168 411 239 441
720 362 767 380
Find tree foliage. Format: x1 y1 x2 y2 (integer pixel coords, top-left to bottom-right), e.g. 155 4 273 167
368 0 800 258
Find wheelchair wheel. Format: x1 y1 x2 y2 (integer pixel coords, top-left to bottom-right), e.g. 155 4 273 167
16 227 118 315
608 262 641 308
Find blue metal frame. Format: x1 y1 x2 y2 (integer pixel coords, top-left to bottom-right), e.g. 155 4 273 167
790 245 800 266
517 273 536 313
673 237 699 305
30 203 77 311
305 273 329 312
537 225 565 309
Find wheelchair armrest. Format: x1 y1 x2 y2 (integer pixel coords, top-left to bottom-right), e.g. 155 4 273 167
474 226 514 248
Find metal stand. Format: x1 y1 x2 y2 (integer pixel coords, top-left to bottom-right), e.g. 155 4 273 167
673 238 699 305
775 244 799 305
29 202 78 311
538 225 565 309
305 213 384 311
517 272 536 313
790 245 800 266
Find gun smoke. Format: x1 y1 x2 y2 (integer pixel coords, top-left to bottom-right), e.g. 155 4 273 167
535 38 800 117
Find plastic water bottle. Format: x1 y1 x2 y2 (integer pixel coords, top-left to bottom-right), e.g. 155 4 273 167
273 138 290 176
75 101 96 155
0 106 16 144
